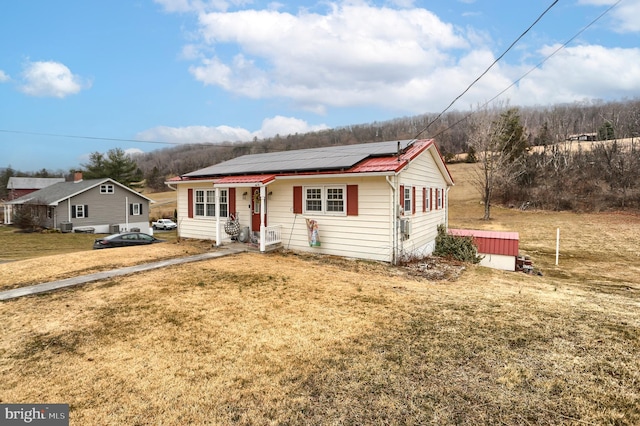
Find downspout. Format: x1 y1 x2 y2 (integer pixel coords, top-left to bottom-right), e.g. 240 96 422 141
386 175 398 265
125 196 129 231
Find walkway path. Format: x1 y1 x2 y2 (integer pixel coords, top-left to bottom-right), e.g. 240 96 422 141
0 246 247 301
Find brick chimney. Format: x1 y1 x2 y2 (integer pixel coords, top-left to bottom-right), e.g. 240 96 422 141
74 172 83 183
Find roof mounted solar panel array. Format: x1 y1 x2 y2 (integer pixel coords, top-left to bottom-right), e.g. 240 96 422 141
184 139 415 177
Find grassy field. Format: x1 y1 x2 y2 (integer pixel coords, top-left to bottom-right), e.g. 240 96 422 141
0 163 638 425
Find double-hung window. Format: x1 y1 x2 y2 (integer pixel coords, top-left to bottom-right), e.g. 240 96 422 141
304 186 345 215
195 189 215 217
403 186 412 214
219 189 228 218
305 188 323 212
194 189 228 217
130 203 143 215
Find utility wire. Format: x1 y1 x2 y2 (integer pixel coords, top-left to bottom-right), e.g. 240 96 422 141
0 129 185 146
412 0 560 140
427 0 623 142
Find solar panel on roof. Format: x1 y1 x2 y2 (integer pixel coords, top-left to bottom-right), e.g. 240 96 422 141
184 139 415 177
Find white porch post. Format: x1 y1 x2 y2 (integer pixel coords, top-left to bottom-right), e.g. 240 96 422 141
259 186 266 252
215 187 221 247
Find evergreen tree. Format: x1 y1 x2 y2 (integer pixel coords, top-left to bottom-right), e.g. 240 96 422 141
82 148 138 186
496 108 528 162
598 121 615 140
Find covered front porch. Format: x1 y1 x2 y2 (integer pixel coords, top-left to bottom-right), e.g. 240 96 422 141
212 176 282 253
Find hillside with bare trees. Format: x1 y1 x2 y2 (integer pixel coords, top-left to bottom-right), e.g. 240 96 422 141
133 98 640 212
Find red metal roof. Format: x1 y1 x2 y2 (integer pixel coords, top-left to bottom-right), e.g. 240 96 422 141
448 228 519 257
214 174 276 184
350 139 432 173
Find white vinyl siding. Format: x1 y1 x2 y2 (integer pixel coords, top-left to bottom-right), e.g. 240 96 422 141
175 144 451 262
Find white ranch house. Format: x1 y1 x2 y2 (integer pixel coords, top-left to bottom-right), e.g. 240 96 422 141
168 139 454 264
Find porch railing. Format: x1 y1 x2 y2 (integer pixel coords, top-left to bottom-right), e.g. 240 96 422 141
265 224 282 246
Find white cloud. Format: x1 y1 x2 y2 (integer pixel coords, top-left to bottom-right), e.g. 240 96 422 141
513 44 640 104
187 3 468 113
135 116 328 144
578 0 640 33
20 61 90 98
168 1 640 116
0 70 10 82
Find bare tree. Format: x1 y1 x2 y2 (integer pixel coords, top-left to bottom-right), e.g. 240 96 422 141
468 105 527 220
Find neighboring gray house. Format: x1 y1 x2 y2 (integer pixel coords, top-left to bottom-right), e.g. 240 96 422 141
5 173 153 233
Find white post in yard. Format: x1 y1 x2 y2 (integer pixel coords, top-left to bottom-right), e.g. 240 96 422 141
555 228 560 266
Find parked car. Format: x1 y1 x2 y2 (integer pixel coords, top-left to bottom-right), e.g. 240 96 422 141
93 232 165 249
152 218 177 230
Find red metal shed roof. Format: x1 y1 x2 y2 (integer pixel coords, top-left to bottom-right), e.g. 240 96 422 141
448 228 519 257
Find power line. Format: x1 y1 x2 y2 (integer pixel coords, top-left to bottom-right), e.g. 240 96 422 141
412 0 560 140
428 0 623 142
0 129 187 146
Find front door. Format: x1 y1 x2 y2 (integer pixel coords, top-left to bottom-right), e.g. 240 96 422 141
251 188 267 232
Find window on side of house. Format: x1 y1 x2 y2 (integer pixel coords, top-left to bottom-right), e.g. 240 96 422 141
194 189 216 217
403 186 412 214
130 203 143 215
304 186 346 215
72 204 88 218
326 187 344 213
305 187 323 212
437 188 443 209
219 189 228 218
100 184 114 194
206 190 216 217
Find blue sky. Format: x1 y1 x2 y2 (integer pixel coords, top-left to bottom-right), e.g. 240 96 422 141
1 0 639 172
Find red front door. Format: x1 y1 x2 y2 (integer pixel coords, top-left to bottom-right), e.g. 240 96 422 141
251 188 266 232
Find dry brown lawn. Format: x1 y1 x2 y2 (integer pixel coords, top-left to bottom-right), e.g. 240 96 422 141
0 163 639 425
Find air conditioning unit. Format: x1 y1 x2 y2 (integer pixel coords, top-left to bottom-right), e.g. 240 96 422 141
110 224 120 234
60 222 73 233
400 218 411 239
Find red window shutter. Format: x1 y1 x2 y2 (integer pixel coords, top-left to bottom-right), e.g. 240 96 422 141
412 186 416 214
229 188 236 216
399 185 404 208
293 186 302 214
346 185 358 216
422 187 427 212
188 188 194 218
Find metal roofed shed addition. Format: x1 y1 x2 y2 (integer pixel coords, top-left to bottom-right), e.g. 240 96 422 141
448 228 520 271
